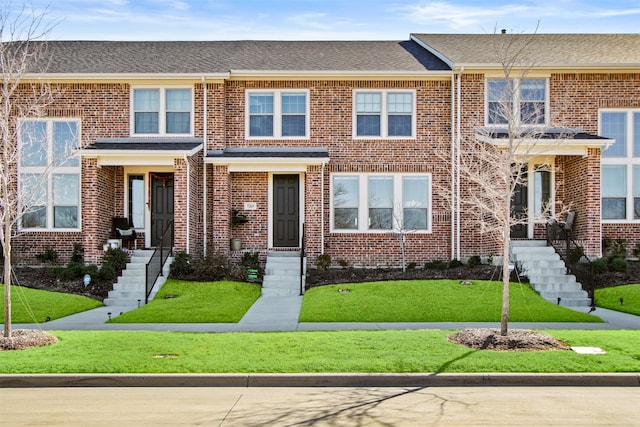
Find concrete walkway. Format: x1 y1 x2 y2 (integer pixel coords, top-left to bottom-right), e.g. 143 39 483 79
8 296 640 332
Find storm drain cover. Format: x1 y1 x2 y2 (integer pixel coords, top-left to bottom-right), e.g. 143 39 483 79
571 346 606 354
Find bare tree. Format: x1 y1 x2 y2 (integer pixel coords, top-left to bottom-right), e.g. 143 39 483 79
450 30 572 336
1 1 56 338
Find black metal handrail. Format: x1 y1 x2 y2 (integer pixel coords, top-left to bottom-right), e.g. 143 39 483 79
145 220 174 303
546 220 596 306
300 223 305 296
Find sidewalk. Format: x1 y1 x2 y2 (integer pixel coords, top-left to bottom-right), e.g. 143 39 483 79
9 297 640 332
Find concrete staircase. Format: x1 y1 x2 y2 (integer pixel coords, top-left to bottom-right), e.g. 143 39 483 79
510 240 591 307
104 249 172 306
261 251 305 297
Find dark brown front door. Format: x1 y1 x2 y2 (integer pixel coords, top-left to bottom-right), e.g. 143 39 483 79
273 174 299 247
511 169 528 239
151 173 174 246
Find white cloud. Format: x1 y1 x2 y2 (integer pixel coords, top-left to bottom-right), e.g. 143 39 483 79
403 1 537 29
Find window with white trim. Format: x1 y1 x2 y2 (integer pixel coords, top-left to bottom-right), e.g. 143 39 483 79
331 173 431 232
354 90 415 138
246 90 309 138
487 79 547 125
132 87 192 135
19 119 81 230
600 110 640 221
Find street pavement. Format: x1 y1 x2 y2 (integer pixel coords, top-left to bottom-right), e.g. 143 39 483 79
2 386 640 426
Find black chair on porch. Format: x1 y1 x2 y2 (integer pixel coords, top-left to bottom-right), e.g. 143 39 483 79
112 217 137 249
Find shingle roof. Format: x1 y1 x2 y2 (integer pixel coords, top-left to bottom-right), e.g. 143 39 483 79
411 34 640 68
34 40 450 74
84 137 203 152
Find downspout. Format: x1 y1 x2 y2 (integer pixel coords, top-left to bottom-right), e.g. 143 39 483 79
321 160 326 254
450 72 456 260
184 154 190 254
456 66 464 261
202 76 207 256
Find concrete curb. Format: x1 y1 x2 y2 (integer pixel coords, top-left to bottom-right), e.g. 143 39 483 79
2 373 639 388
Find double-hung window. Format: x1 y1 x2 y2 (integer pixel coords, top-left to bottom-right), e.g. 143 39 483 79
487 79 546 125
354 90 415 138
132 88 192 135
247 90 308 138
600 110 640 221
19 119 81 230
332 173 431 232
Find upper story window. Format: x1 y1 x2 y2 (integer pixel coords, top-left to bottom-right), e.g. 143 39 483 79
487 79 547 125
246 90 309 138
600 110 640 221
132 87 192 135
331 173 431 232
354 90 415 138
19 119 81 230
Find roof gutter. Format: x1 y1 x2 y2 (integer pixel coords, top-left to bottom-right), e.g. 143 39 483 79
22 72 231 82
228 69 451 81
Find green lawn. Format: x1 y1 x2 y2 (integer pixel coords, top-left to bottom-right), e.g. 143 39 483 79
300 280 602 323
595 284 640 316
109 280 261 323
0 284 103 324
1 329 638 373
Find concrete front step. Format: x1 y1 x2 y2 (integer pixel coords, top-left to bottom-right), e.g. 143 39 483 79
510 241 591 308
104 251 172 306
530 282 584 292
528 273 576 283
262 252 305 297
539 290 591 299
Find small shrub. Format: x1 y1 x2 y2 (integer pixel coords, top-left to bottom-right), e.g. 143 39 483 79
567 246 585 264
240 251 260 268
407 262 417 270
193 252 230 281
424 260 448 270
98 263 117 281
36 246 58 265
102 247 129 272
593 257 608 274
170 251 193 276
467 256 481 268
337 259 349 268
448 259 463 268
315 254 331 270
70 244 84 263
610 257 628 273
633 242 640 258
610 238 628 258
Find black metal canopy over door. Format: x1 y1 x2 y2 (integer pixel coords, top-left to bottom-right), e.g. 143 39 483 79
273 174 300 247
151 173 174 246
510 168 528 239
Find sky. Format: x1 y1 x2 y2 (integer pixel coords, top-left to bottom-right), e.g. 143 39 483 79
7 0 640 41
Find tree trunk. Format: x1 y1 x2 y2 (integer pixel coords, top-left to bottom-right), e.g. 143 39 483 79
500 206 511 336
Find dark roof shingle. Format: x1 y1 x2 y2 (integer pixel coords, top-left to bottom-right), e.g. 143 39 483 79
36 40 450 74
412 34 640 67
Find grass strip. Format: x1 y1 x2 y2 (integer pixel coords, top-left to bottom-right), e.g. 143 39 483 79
300 280 601 323
0 284 102 324
109 280 261 323
1 329 638 373
595 284 640 316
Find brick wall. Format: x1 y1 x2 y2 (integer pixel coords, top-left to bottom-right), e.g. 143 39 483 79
218 79 454 266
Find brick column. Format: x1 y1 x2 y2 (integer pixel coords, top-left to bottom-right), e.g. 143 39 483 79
305 164 323 261
82 159 116 265
210 164 230 254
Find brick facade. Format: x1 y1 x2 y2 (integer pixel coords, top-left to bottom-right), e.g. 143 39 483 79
8 57 639 268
